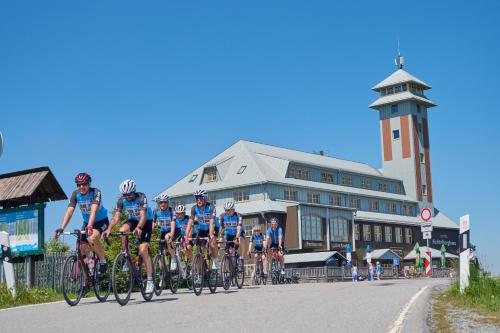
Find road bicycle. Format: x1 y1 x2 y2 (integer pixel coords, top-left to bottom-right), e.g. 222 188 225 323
250 249 266 286
189 236 218 296
152 238 183 295
268 247 285 285
220 240 245 290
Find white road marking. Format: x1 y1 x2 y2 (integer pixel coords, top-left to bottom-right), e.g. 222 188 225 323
0 300 67 312
388 285 429 333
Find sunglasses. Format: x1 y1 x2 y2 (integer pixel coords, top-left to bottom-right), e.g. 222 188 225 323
76 183 90 187
124 193 135 197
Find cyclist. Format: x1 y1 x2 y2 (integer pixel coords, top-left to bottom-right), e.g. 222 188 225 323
220 201 245 264
172 204 190 276
55 173 109 274
102 179 154 294
153 193 175 268
266 217 285 275
248 225 267 278
186 189 219 269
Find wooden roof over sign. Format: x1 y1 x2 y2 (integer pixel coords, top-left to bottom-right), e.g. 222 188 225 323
0 166 67 208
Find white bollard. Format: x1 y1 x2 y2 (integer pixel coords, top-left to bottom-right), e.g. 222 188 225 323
459 215 470 293
0 231 16 297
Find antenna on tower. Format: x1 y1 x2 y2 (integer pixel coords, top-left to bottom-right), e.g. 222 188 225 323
395 37 404 69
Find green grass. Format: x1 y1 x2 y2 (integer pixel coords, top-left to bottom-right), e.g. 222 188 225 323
0 283 63 309
446 264 500 323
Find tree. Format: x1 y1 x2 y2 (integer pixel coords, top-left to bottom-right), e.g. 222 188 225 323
44 238 70 253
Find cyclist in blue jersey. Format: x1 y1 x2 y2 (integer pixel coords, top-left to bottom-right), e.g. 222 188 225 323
248 225 267 277
102 179 154 293
186 189 219 269
266 217 285 275
153 193 176 268
220 201 245 263
56 173 109 274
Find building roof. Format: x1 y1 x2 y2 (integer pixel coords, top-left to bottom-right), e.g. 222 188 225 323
0 167 67 208
369 91 436 109
363 249 401 260
355 209 458 229
187 200 293 217
404 247 459 260
284 251 346 264
372 69 431 90
159 140 411 202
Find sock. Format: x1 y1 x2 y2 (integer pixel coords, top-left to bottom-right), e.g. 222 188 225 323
100 259 107 264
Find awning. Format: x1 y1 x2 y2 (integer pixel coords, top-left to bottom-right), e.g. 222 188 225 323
363 249 401 260
404 247 458 260
284 251 346 264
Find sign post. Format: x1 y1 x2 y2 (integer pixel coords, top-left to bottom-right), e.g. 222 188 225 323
0 231 15 297
459 214 471 293
420 208 433 277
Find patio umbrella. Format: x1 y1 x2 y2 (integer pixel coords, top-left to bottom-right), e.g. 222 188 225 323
440 244 447 269
414 242 422 269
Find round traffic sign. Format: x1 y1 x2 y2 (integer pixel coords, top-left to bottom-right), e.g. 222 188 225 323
421 207 432 222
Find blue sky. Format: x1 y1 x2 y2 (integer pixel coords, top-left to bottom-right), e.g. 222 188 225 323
1 1 499 273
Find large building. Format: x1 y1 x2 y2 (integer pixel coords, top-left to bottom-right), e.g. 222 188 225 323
158 56 459 265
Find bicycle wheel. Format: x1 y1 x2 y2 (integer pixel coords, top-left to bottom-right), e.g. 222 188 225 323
152 254 165 296
168 255 180 294
254 260 263 286
112 253 133 306
62 255 84 306
235 257 245 289
271 260 279 285
192 253 204 296
139 258 154 302
93 256 111 302
220 254 232 290
207 257 218 294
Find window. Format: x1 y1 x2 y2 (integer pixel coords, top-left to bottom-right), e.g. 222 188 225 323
289 167 310 180
423 185 427 195
354 224 360 241
363 224 372 241
374 225 382 242
379 182 387 192
403 204 413 216
391 104 399 113
370 200 379 212
321 172 334 184
402 84 407 92
361 178 372 190
341 175 353 186
350 197 361 209
233 190 250 202
301 214 323 241
243 217 259 237
307 192 320 204
389 202 397 214
189 174 198 183
405 228 412 244
393 130 400 140
395 85 401 93
237 165 247 174
207 193 217 204
329 194 342 206
417 104 421 113
329 217 349 242
381 89 386 96
206 169 217 182
284 188 298 201
395 227 403 243
394 183 402 194
174 200 185 207
420 153 425 163
384 226 393 242
388 87 394 95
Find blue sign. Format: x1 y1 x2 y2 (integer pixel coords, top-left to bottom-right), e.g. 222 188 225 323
366 244 371 253
393 257 399 266
346 244 351 253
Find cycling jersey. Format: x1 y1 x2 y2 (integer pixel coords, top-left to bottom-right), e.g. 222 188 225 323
221 212 242 236
116 192 153 221
153 207 175 233
68 188 108 223
266 227 283 245
252 233 265 250
190 203 216 232
175 215 190 236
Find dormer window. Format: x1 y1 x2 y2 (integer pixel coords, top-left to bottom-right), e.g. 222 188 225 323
203 167 218 183
189 174 198 183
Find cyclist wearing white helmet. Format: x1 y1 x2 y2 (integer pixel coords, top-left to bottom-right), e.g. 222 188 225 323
102 179 155 293
266 217 285 275
186 189 219 269
248 225 268 278
153 193 176 263
220 200 245 263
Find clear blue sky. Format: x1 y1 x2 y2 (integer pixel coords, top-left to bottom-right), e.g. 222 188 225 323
1 1 499 274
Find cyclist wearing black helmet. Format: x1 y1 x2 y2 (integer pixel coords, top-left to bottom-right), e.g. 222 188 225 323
55 173 109 274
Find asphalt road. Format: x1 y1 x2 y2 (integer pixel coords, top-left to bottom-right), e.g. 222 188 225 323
0 278 450 333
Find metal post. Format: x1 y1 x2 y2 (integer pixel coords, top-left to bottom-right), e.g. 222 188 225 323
459 214 471 293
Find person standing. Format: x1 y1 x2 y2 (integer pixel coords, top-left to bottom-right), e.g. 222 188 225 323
352 265 358 282
369 263 375 281
376 261 382 280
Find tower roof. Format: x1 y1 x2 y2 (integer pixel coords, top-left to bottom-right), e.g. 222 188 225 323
369 91 436 108
372 69 431 90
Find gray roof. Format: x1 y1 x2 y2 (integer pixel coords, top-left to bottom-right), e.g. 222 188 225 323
284 251 346 264
369 91 436 109
363 249 401 260
372 69 431 90
159 140 412 201
355 209 459 229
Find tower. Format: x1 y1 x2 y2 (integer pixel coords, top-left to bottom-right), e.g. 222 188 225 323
369 54 436 210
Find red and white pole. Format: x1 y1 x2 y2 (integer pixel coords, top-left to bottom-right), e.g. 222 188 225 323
425 249 432 276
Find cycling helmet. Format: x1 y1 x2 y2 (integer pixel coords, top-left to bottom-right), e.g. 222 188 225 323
224 201 235 210
270 217 279 225
156 193 169 202
253 225 261 232
119 179 136 194
75 172 91 185
175 204 185 214
194 189 207 198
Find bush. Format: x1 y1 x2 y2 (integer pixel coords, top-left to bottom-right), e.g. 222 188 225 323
0 283 62 309
44 238 70 253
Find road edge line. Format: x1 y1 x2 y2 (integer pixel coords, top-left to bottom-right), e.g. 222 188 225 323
388 285 429 333
0 299 67 313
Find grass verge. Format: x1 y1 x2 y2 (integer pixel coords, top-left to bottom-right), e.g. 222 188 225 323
0 283 63 309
